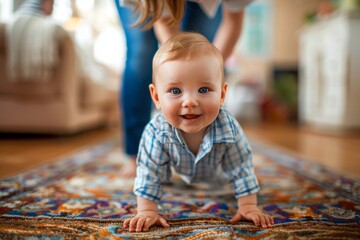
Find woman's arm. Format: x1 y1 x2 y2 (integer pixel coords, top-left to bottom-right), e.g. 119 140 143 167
213 8 244 61
154 8 244 60
153 16 181 44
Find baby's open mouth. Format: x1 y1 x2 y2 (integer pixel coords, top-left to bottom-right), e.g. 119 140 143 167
182 114 200 119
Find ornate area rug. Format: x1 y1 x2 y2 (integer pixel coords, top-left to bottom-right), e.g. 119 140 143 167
0 138 359 239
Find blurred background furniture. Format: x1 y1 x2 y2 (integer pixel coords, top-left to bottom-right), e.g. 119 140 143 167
0 22 118 134
299 10 360 132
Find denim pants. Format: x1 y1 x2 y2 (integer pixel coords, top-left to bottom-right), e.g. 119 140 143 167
114 1 222 156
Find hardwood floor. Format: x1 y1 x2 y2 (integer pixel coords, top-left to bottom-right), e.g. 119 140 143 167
0 122 359 179
242 122 360 179
0 126 120 178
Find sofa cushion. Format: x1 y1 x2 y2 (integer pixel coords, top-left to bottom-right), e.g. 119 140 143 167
0 22 60 100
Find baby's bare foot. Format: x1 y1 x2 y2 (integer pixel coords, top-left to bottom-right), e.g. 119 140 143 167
120 156 137 178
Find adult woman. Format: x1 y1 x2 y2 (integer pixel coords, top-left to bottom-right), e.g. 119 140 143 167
114 0 253 177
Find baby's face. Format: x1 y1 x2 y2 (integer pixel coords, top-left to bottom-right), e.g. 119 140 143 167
150 55 227 134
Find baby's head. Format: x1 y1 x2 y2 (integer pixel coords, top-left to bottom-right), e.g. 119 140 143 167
152 32 224 84
150 32 227 135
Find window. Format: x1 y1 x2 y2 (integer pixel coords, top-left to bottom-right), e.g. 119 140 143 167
0 0 14 21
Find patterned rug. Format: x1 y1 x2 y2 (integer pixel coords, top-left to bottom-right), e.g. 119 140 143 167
0 138 359 239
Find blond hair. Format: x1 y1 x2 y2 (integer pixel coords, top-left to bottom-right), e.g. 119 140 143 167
152 32 224 83
133 0 185 29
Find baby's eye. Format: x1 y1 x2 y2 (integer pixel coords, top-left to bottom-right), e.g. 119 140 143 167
198 87 209 94
170 88 182 94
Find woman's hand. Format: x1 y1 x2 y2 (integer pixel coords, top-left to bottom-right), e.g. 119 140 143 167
153 16 181 44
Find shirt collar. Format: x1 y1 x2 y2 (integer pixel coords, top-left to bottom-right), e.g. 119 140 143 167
155 108 237 145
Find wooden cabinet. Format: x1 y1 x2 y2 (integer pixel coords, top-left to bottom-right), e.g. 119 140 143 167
299 10 360 131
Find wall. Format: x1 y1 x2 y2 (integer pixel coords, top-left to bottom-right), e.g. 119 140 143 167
232 0 324 86
227 0 326 122
272 0 324 66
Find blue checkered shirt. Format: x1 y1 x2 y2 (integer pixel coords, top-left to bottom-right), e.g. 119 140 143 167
134 108 259 202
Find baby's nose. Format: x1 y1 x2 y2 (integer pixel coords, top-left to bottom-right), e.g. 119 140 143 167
182 94 199 108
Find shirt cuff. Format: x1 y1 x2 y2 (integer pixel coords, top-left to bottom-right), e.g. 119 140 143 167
231 174 260 198
134 179 164 202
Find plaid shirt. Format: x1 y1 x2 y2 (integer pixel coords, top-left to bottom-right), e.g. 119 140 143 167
134 108 259 202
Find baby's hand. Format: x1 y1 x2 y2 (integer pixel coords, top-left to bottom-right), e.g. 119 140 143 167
123 210 170 232
230 205 274 228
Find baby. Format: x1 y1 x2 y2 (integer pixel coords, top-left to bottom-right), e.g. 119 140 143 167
124 32 273 232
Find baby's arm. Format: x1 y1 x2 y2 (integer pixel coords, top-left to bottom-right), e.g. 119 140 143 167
230 194 274 228
123 196 170 232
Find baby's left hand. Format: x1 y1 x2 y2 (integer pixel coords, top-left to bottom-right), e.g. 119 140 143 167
230 205 274 228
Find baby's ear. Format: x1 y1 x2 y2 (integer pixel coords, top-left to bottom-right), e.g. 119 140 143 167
220 82 228 106
149 84 161 109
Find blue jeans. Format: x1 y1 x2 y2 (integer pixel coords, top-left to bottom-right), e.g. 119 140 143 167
115 1 222 156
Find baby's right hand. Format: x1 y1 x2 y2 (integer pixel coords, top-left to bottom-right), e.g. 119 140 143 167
123 210 170 232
